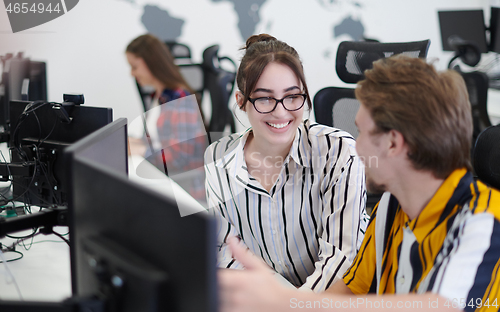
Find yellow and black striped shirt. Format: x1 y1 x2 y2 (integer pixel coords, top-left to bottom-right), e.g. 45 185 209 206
344 168 500 312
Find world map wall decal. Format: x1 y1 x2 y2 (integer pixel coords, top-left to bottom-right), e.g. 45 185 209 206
3 0 79 33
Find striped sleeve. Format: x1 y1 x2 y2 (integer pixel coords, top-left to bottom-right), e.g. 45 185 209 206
300 134 368 292
204 138 245 269
427 192 500 311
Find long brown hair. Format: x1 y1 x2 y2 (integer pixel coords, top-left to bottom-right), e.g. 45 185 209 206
236 34 311 110
126 34 194 94
355 55 472 179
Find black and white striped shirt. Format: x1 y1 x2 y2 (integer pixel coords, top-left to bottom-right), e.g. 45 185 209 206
204 119 369 292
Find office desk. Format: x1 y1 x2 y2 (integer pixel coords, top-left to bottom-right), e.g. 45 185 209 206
0 154 206 302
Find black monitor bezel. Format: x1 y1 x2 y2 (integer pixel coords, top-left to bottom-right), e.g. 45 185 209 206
0 57 47 133
438 9 489 53
8 100 112 207
67 155 217 312
63 117 129 177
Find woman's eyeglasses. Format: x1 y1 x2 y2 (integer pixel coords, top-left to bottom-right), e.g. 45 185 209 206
247 94 307 114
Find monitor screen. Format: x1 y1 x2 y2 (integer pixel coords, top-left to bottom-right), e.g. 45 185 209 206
490 7 500 53
64 118 128 177
27 61 48 102
67 155 217 312
438 10 489 53
8 100 112 208
0 56 47 135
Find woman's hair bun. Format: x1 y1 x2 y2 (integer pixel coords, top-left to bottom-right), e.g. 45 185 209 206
244 34 277 50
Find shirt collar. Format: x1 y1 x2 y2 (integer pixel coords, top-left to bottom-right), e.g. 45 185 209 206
214 128 251 171
408 168 473 241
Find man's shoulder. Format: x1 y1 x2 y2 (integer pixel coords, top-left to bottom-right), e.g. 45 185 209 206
467 180 500 221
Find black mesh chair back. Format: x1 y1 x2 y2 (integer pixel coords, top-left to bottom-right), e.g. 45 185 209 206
314 40 432 135
313 87 359 138
472 125 500 190
460 71 492 143
136 63 205 113
202 45 237 142
336 39 431 83
178 63 205 98
165 41 192 61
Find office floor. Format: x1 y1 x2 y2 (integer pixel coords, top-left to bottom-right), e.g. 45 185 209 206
0 227 71 302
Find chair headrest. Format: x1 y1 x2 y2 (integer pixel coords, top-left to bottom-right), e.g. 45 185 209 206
202 45 221 72
473 125 500 190
336 39 431 84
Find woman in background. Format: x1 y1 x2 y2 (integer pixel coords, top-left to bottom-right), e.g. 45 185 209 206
204 34 368 292
126 34 208 203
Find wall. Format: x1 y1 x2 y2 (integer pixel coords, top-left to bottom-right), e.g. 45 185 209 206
0 0 492 132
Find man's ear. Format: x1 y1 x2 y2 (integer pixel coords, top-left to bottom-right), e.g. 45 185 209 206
236 91 246 112
387 129 407 157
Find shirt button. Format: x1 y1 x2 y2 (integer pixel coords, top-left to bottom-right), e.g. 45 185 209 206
399 276 405 284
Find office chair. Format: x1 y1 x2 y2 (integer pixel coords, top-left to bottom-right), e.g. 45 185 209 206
165 41 192 62
313 39 431 212
135 42 205 115
313 87 359 138
202 45 237 143
460 71 492 143
444 39 493 144
335 39 431 83
315 40 431 128
472 125 500 190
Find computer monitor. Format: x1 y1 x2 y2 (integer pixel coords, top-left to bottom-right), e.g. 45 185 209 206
64 118 128 177
0 55 47 140
438 10 489 53
67 151 217 312
489 7 500 53
8 100 112 208
0 55 28 131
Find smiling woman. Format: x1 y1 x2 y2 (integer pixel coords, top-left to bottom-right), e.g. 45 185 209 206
204 33 369 293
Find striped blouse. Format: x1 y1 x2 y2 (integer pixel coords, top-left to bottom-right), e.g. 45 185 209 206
344 168 500 311
204 119 369 292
